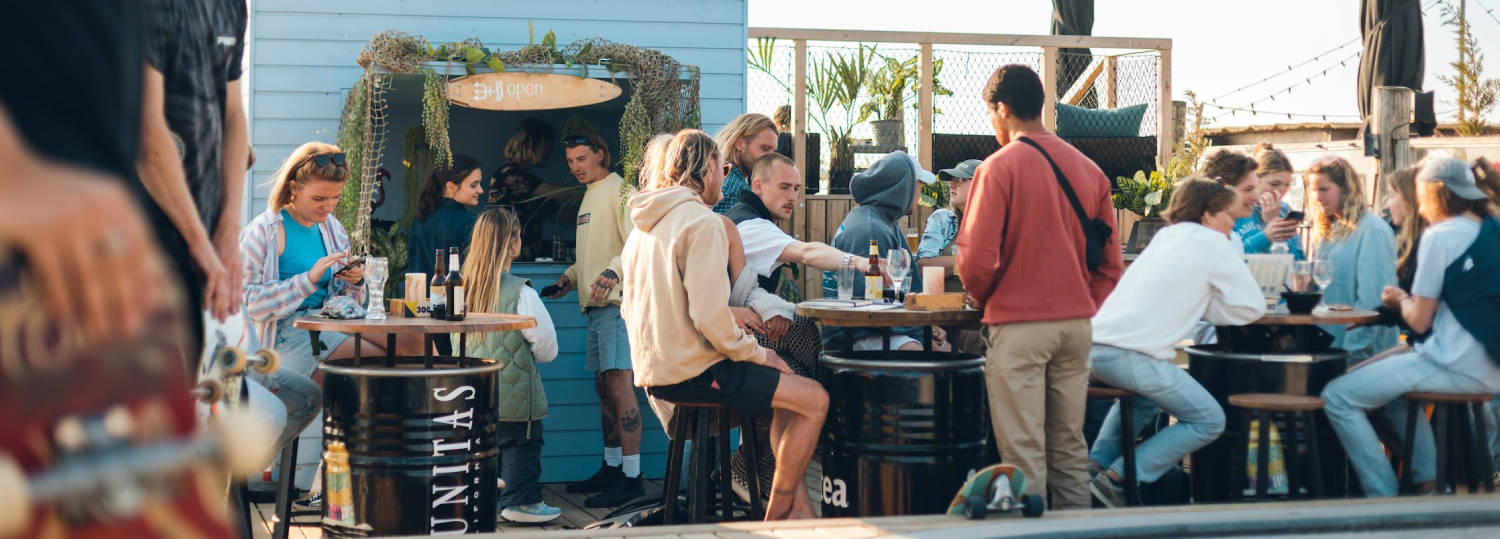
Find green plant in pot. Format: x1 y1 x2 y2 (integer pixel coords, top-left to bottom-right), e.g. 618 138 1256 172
860 54 951 149
1114 170 1174 253
806 45 876 192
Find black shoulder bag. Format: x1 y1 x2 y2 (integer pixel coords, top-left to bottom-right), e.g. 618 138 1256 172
1015 137 1112 271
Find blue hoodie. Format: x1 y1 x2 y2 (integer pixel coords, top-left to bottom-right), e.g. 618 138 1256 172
821 151 926 348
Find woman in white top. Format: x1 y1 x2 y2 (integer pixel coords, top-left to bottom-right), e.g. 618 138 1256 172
1321 157 1500 497
1086 177 1267 507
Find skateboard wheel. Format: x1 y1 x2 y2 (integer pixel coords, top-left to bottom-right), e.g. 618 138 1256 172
53 416 88 451
251 349 280 375
194 379 225 403
0 455 32 537
102 405 136 439
962 494 987 520
218 347 247 375
1021 494 1044 518
212 408 274 476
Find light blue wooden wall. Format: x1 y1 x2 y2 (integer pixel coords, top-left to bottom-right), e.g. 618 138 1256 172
249 0 749 483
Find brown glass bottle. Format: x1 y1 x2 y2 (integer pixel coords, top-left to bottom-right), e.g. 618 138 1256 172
865 239 883 302
429 249 446 319
445 247 465 321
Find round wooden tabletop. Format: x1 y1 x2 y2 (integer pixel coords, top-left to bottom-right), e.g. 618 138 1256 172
292 313 536 334
796 302 983 328
1253 308 1380 326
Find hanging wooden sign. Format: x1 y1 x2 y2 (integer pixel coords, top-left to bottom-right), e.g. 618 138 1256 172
446 72 622 111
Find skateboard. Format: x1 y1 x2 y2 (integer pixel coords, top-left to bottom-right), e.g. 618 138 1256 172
194 311 280 419
0 247 270 539
948 464 1045 520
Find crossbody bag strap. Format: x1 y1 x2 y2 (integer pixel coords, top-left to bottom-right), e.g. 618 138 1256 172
1015 137 1092 226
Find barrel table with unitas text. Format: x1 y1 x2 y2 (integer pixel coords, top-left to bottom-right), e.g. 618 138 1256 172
294 314 535 537
797 303 987 517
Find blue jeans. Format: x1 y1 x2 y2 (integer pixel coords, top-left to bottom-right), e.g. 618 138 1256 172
497 420 545 508
1088 344 1225 483
1322 351 1491 497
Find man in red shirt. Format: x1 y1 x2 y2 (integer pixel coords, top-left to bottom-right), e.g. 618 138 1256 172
955 64 1123 509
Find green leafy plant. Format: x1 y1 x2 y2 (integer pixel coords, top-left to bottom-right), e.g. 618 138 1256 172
369 225 408 299
1114 90 1208 219
920 178 950 209
806 44 878 172
859 54 951 123
1113 170 1175 217
1439 3 1500 136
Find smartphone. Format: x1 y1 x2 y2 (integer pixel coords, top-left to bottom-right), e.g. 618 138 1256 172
343 256 367 270
539 284 562 297
1285 211 1305 222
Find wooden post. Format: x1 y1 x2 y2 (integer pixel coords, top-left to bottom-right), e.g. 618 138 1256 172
1042 46 1058 132
918 43 934 172
1373 86 1413 206
1103 56 1119 108
1156 47 1174 171
793 38 808 239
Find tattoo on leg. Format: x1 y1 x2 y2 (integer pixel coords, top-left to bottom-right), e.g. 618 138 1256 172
621 409 641 434
601 402 622 448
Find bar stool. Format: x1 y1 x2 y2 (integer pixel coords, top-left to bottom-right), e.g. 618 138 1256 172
271 438 318 539
1228 394 1325 501
661 402 766 524
1086 384 1141 506
1400 392 1495 495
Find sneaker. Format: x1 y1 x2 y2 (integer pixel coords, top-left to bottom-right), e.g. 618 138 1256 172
500 502 562 524
1089 473 1126 509
1088 461 1106 481
566 461 624 494
291 491 322 512
584 476 645 508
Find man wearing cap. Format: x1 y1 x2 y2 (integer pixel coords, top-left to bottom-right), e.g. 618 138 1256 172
916 159 985 354
820 150 949 352
1321 156 1500 498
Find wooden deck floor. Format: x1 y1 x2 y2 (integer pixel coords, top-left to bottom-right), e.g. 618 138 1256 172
250 461 827 538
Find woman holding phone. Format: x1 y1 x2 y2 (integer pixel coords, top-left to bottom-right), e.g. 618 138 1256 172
1234 143 1306 258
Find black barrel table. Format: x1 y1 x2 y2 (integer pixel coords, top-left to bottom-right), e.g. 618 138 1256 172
1187 308 1378 502
797 303 987 517
294 314 535 537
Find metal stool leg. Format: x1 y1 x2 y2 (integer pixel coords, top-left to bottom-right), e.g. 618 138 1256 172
1283 413 1300 500
1473 401 1495 494
691 407 710 524
662 408 689 525
1237 408 1252 501
272 437 300 539
1401 399 1421 495
1306 410 1325 499
230 480 254 539
1119 395 1139 506
1435 404 1451 495
1459 404 1478 493
1255 410 1271 500
740 412 766 520
717 408 733 522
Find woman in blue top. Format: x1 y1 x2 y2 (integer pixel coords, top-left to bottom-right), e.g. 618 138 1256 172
1322 157 1500 497
1307 156 1399 363
1198 149 1262 253
1234 143 1305 258
406 154 484 355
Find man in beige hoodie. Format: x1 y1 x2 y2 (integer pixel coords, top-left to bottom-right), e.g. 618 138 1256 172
622 129 827 521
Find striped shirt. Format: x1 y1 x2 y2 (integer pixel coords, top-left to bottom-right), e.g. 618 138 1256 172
239 206 366 350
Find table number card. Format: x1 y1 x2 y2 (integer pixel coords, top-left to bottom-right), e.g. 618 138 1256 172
1242 254 1293 298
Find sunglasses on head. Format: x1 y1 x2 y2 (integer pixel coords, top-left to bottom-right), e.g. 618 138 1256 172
1209 176 1227 196
1311 156 1345 168
562 136 596 149
298 152 347 169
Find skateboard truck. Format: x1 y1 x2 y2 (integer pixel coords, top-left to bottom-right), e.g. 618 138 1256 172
961 474 1045 520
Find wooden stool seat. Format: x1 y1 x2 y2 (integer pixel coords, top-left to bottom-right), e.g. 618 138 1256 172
1228 393 1326 412
660 401 765 524
1087 386 1136 399
1404 392 1494 404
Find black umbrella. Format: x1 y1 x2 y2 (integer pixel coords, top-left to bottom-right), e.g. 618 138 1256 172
1052 0 1096 107
1358 0 1425 119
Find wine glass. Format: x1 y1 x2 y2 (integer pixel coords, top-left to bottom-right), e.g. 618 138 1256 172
367 257 389 320
1313 258 1334 310
886 249 912 301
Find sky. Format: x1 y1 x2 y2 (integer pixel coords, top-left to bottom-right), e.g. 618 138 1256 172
748 0 1500 129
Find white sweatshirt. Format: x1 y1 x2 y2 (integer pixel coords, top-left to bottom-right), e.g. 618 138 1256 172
1092 222 1266 360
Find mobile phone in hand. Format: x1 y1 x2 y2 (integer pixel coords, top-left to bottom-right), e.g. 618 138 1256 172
1285 211 1305 222
539 284 562 297
343 256 366 271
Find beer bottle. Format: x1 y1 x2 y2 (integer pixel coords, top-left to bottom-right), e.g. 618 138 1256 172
429 249 446 319
445 247 465 321
865 239 883 302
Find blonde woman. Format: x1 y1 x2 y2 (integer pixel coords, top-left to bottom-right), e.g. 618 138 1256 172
462 207 562 523
1234 143 1305 259
1306 156 1399 363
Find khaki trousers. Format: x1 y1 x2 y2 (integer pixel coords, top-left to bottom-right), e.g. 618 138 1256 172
983 318 1093 510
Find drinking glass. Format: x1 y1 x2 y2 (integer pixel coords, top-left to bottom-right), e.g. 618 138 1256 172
1313 258 1334 310
886 249 912 301
366 256 389 320
836 266 859 300
1289 261 1314 293
905 227 921 253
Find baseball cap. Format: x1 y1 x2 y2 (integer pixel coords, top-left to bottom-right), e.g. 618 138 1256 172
1416 157 1490 201
899 152 938 184
939 159 983 181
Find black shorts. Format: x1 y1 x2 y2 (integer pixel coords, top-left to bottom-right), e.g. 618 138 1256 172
646 360 781 418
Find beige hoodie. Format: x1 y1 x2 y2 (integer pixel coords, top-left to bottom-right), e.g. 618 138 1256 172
622 186 766 387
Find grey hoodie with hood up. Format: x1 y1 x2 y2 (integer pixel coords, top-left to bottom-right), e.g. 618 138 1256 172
821 151 926 348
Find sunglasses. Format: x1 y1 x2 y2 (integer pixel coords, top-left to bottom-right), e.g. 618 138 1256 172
1209 176 1227 196
562 136 597 149
297 152 347 169
722 162 733 177
1311 156 1345 168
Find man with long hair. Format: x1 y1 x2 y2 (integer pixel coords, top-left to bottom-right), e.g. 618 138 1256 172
712 113 779 214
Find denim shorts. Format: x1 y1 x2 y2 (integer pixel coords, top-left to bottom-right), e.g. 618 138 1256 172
273 308 349 378
585 305 632 372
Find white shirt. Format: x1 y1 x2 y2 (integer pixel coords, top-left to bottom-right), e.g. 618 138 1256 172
1412 217 1500 388
516 285 558 363
737 218 798 278
1093 223 1266 360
